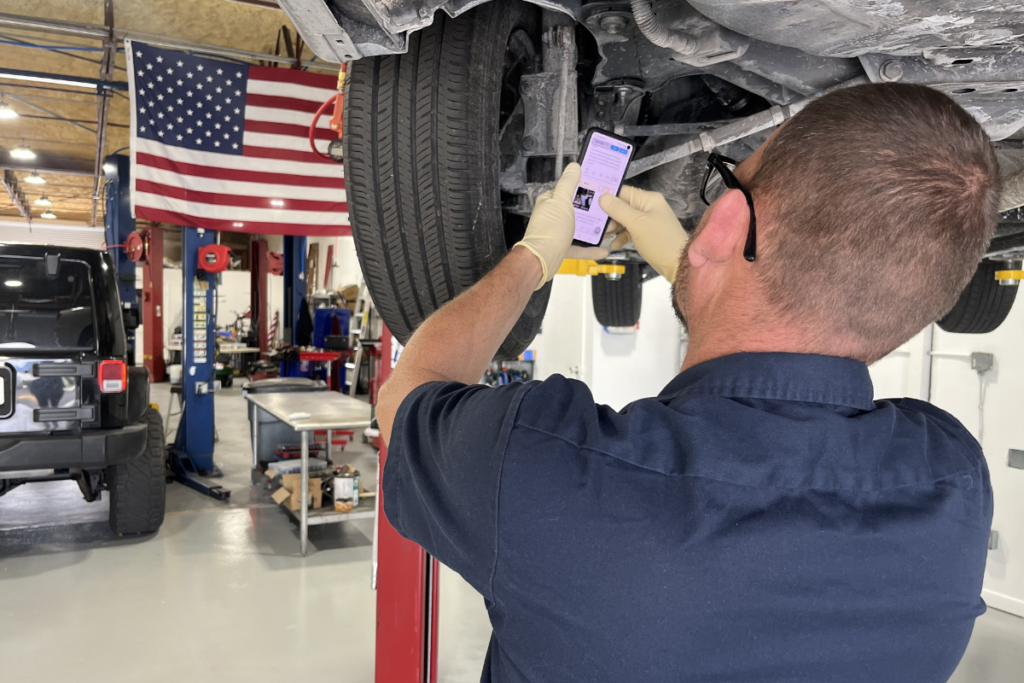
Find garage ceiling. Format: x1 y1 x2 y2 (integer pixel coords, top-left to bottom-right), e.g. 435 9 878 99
0 0 333 228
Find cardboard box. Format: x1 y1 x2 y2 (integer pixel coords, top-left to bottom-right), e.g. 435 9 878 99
273 473 323 511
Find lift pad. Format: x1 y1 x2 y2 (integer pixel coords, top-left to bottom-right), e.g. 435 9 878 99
558 259 626 277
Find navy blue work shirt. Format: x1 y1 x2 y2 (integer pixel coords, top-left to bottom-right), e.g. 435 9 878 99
383 353 992 683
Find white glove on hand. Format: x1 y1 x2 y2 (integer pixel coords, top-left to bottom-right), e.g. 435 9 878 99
599 186 689 282
514 163 609 290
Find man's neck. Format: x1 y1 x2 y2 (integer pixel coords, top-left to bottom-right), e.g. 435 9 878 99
681 310 830 372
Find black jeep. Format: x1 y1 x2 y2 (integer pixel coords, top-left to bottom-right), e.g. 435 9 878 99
0 244 166 535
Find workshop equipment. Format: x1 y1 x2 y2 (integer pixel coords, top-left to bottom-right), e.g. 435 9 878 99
245 390 372 555
244 377 328 464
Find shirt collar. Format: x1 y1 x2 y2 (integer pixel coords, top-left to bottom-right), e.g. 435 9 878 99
658 352 875 411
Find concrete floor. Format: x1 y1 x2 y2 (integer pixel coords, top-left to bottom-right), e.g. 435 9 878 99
0 384 1021 682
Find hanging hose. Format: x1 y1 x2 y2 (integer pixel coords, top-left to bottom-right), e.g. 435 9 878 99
631 0 698 55
309 95 336 160
309 63 347 161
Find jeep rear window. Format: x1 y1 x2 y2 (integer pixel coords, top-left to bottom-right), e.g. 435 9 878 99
0 256 96 351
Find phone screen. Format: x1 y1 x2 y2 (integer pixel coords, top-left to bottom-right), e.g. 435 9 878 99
572 131 634 245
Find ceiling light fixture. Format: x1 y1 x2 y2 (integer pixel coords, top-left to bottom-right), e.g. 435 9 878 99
40 210 56 219
10 144 36 160
0 99 16 120
34 195 51 206
25 171 45 185
0 73 97 90
4 280 22 287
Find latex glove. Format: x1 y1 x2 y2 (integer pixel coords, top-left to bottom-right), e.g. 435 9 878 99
514 163 609 290
599 186 689 282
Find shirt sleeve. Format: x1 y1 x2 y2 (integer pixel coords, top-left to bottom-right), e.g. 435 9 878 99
382 380 535 600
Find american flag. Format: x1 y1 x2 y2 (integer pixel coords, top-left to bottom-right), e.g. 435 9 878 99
125 40 349 236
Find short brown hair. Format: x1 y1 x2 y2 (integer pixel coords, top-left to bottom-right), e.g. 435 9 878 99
748 83 1001 362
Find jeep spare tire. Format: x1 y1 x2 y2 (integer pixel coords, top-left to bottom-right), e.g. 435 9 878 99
344 1 550 359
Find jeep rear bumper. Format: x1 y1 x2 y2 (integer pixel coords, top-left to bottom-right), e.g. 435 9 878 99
0 423 148 471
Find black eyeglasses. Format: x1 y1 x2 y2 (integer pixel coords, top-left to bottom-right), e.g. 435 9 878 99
700 153 757 262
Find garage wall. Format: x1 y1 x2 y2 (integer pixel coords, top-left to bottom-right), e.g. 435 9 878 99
531 274 684 410
0 220 105 249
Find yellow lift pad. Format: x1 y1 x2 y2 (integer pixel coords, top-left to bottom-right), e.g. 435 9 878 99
557 259 626 277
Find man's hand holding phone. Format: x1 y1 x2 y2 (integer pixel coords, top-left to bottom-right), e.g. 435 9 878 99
514 163 609 290
600 186 689 282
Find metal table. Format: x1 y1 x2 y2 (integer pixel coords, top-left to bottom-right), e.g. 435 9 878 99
245 391 373 555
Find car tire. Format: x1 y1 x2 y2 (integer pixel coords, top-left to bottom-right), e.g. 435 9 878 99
107 406 167 535
592 264 643 327
938 260 1018 334
344 1 550 359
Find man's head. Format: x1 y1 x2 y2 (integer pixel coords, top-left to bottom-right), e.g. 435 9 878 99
676 83 1001 364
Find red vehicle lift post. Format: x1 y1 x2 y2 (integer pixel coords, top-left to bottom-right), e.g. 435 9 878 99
375 327 440 683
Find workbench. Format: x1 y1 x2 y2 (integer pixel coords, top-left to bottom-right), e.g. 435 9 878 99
245 391 374 555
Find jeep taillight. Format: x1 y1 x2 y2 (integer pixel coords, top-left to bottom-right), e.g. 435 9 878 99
99 360 126 393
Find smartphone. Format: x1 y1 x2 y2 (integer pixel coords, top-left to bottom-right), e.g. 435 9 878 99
571 128 636 247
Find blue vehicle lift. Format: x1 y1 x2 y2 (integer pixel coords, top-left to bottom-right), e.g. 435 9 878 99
169 226 230 500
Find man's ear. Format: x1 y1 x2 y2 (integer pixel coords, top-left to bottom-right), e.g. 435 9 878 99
688 189 750 269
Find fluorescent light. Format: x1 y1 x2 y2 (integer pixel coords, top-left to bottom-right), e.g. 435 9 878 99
0 73 96 90
4 280 22 287
25 172 45 185
34 195 51 206
270 199 284 207
40 210 56 219
0 101 16 120
10 145 35 160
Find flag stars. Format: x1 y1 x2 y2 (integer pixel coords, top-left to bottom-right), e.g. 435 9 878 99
186 109 193 116
137 69 144 76
214 141 221 147
148 118 155 125
177 98 183 105
138 106 146 114
156 75 163 82
166 87 173 94
206 94 213 101
235 71 242 78
166 68 173 74
215 87 222 94
186 91 193 98
176 134 183 141
197 64 204 71
215 105 222 111
206 75 213 82
233 125 239 132
166 105 173 111
187 72 193 79
157 112 164 119
223 133 229 139
215 123 221 129
140 125 146 132
158 130 164 137
196 102 203 108
205 130 212 137
216 68 223 75
232 143 239 149
186 127 193 134
206 112 213 119
176 80 183 86
176 60 183 67
135 50 142 57
226 79 233 86
225 97 232 104
197 83 203 90
224 115 230 121
177 117 184 123
166 123 173 130
145 63 153 70
156 56 163 63
156 94 164 101
234 108 240 115
196 138 203 144
147 81 155 89
234 90 241 97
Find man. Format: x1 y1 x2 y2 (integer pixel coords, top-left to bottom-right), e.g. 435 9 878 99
376 83 999 682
